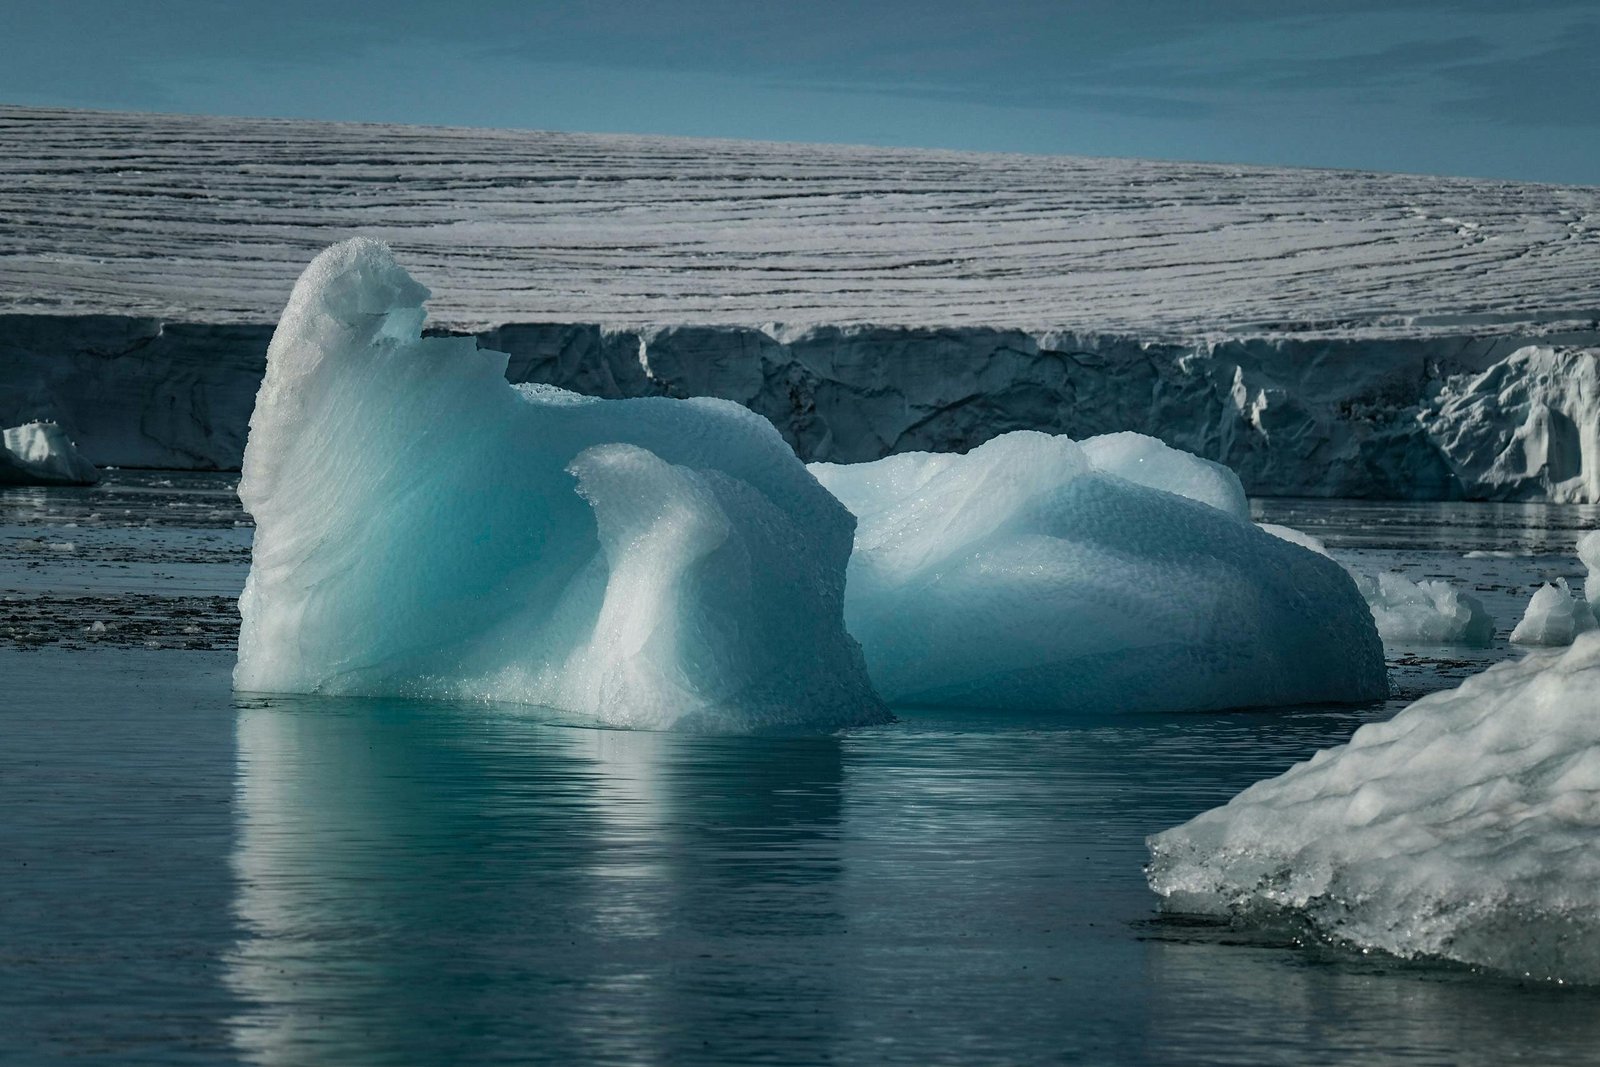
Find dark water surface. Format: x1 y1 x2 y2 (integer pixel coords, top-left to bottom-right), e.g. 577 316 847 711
3 475 1599 1065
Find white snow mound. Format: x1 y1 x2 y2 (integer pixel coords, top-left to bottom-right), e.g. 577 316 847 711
810 432 1386 713
0 421 98 486
233 238 886 731
1148 633 1600 983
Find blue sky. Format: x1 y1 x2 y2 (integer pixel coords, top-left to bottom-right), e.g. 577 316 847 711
4 1 1597 184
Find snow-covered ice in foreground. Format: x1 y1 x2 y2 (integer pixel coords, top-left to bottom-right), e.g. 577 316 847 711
0 421 98 486
233 239 885 731
1510 579 1596 647
810 432 1386 713
1353 571 1495 648
1149 633 1600 983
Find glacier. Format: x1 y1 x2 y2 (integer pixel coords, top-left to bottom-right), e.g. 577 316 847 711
4 107 1600 501
0 420 97 486
234 239 885 732
809 432 1387 713
1148 634 1600 983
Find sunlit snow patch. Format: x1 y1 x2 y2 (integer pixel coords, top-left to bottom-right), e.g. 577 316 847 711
233 239 885 731
0 421 98 486
1149 633 1600 983
810 432 1386 713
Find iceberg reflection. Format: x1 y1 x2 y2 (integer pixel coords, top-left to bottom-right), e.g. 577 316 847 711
224 697 846 1066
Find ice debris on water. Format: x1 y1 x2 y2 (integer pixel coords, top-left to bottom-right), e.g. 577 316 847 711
233 238 885 731
809 431 1386 713
0 421 98 486
1510 578 1596 647
1352 571 1494 648
1505 530 1600 647
1262 523 1494 647
1148 631 1600 984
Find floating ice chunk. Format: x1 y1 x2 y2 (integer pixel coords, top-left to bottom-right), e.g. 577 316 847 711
1148 633 1600 983
0 421 98 486
234 239 884 731
1352 571 1495 647
1080 431 1251 521
1510 578 1596 647
810 431 1386 713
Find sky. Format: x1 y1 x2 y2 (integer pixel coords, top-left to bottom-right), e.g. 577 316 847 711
4 1 1598 185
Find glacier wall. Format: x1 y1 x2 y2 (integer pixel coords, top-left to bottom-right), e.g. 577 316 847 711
6 312 1600 500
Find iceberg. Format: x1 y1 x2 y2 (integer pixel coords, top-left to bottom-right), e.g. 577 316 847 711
0 420 98 486
1148 633 1600 983
1509 579 1596 647
234 239 885 731
809 432 1387 713
1352 571 1495 648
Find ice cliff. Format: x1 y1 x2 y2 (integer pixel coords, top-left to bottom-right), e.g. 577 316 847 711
1148 634 1600 983
233 239 885 731
5 107 1600 501
0 420 97 486
810 433 1387 713
11 317 1600 502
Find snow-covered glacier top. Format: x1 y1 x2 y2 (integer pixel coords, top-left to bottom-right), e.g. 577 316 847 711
3 106 1598 338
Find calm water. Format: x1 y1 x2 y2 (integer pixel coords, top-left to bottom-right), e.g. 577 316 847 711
3 474 1599 1065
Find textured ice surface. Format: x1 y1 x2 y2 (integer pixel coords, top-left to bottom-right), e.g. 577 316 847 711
1510 579 1597 647
234 239 884 731
1353 571 1495 648
6 108 1598 334
1426 346 1600 502
0 421 97 486
810 432 1386 713
1149 634 1600 983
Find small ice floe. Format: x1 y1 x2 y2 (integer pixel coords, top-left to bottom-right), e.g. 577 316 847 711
1149 631 1600 984
0 421 98 486
1506 530 1600 647
47 541 77 553
1510 578 1596 646
1352 570 1494 647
